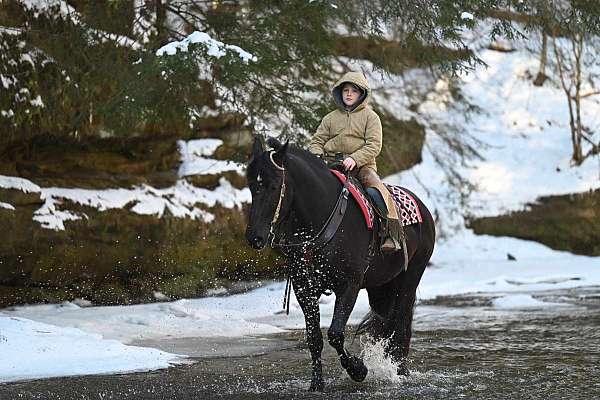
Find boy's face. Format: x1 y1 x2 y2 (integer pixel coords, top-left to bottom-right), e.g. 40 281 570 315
342 83 361 107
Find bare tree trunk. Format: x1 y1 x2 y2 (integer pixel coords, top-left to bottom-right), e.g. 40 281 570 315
155 0 167 45
572 33 584 164
552 36 582 165
533 33 548 86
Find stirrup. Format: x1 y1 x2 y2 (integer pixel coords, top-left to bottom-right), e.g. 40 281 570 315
381 219 409 271
381 236 401 253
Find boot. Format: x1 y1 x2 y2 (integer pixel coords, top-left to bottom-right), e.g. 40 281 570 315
381 218 403 253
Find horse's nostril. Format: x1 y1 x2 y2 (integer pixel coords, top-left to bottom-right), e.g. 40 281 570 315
253 236 265 249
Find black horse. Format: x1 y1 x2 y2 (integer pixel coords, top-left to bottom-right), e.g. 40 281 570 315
245 137 435 391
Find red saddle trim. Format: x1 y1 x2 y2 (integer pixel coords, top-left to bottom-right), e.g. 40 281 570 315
330 169 374 230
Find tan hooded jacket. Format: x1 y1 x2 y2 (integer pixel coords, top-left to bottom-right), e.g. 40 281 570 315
308 71 382 171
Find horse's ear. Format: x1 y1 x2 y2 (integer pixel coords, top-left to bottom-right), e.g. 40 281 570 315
266 137 282 151
272 140 289 166
249 136 264 161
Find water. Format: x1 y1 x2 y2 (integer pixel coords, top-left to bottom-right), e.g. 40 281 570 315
2 287 599 399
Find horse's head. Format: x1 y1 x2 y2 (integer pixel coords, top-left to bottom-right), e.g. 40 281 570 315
245 136 290 250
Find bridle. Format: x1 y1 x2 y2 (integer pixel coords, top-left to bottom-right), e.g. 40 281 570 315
265 150 350 252
267 150 286 241
263 149 351 315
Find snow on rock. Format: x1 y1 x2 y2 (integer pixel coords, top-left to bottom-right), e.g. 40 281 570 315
0 175 42 193
0 314 186 383
30 178 249 230
178 139 244 177
0 201 15 210
0 139 249 230
33 196 83 230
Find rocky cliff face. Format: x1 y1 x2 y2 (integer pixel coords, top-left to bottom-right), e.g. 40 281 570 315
0 131 282 307
468 190 600 257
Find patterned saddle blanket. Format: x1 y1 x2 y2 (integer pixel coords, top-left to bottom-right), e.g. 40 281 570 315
330 170 423 230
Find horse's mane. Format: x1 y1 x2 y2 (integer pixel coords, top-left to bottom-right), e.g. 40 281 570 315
266 137 329 175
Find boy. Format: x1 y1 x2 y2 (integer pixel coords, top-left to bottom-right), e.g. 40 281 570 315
308 71 402 253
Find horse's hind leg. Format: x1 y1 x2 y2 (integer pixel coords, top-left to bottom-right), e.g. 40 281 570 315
388 260 427 376
328 280 368 382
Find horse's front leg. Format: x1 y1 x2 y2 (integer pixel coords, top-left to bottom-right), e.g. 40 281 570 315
294 284 324 391
328 281 368 382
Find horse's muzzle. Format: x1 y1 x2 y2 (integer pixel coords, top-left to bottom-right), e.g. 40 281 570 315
246 231 267 250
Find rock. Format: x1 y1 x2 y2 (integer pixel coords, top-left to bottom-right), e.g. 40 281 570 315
0 188 42 207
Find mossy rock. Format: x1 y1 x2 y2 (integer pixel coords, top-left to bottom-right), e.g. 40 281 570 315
0 285 74 306
2 134 180 189
184 171 246 190
0 188 42 207
0 197 281 307
468 189 600 256
376 115 426 177
334 35 471 74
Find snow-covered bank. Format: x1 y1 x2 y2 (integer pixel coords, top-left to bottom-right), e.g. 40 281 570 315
0 316 186 383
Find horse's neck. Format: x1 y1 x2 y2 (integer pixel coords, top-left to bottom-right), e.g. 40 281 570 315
288 160 339 234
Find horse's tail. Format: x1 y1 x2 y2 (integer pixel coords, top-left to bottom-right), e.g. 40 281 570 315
354 310 390 341
353 281 398 342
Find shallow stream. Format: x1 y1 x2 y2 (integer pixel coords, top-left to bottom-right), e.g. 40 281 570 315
2 286 599 399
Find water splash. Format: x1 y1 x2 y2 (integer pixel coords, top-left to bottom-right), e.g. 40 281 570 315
359 336 406 384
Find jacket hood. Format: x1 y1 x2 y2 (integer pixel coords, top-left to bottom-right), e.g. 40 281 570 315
332 71 371 112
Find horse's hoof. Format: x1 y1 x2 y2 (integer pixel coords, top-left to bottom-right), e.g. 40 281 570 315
397 362 410 377
309 379 324 392
345 356 368 382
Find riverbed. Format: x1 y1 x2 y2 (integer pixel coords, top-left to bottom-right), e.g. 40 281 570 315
2 286 599 399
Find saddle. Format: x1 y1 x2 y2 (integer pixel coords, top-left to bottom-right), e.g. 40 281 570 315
329 168 422 229
329 168 422 268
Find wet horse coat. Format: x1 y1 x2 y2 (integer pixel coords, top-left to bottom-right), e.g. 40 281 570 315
245 138 436 391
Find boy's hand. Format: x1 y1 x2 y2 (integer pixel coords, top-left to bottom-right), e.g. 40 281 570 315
342 157 356 171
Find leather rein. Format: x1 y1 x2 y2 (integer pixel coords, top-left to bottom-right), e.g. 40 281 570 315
267 151 351 253
265 151 351 315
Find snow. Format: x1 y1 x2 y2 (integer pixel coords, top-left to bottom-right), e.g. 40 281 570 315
374 45 600 228
0 26 23 36
0 201 15 210
19 0 80 22
0 174 41 193
133 0 157 44
29 94 44 107
491 294 570 309
0 315 186 383
28 179 250 230
178 139 244 177
461 12 474 21
156 31 257 63
1 74 14 89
